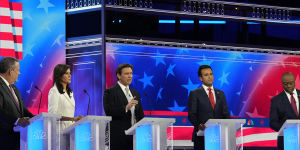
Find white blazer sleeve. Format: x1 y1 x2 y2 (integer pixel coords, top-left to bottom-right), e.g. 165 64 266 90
48 88 59 114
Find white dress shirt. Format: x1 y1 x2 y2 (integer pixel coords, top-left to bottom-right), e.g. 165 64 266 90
202 84 216 104
118 81 135 124
284 89 299 113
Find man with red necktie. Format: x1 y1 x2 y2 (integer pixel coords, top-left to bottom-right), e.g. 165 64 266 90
269 72 300 150
188 65 231 150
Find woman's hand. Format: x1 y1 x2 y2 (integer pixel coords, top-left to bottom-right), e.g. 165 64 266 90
73 115 84 122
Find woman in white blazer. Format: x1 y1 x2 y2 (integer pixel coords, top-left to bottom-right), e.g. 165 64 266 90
48 64 84 130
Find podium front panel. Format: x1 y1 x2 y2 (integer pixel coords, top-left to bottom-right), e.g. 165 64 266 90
27 120 44 150
136 124 152 150
284 125 300 150
75 122 92 150
205 125 221 150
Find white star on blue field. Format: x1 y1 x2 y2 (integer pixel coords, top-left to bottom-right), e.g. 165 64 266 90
197 55 213 66
168 100 186 111
157 87 163 101
182 78 200 95
37 0 55 14
218 71 230 88
152 50 166 66
138 72 154 89
166 64 176 78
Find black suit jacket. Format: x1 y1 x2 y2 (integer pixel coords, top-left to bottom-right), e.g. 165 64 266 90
0 77 33 149
188 86 230 141
269 90 300 132
103 83 144 150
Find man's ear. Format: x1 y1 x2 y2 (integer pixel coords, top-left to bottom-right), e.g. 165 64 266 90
7 68 12 75
117 73 120 80
199 76 202 82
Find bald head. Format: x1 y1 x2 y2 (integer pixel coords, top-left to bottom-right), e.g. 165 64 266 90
281 72 295 94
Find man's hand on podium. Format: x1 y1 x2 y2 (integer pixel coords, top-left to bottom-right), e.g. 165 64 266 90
198 124 206 131
17 117 31 127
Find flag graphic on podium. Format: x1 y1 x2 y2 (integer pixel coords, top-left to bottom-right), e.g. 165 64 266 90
0 0 23 59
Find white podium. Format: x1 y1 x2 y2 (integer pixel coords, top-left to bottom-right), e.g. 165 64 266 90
125 117 176 150
63 115 112 150
278 120 300 150
197 119 246 150
14 113 61 150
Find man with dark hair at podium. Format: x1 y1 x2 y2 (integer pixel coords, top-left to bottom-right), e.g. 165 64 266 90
269 72 300 150
188 65 231 150
103 63 144 150
0 57 34 150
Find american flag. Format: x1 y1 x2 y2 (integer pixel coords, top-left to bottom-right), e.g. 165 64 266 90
0 0 22 59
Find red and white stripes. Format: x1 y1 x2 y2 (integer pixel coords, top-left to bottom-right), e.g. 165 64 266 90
0 0 22 59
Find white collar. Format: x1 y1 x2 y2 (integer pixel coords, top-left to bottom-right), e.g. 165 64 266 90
118 81 130 91
284 88 297 96
0 75 10 87
202 84 214 91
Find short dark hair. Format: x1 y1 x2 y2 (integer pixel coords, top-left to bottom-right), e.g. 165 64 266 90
198 65 212 77
53 64 72 97
281 72 295 82
0 57 19 74
116 63 133 77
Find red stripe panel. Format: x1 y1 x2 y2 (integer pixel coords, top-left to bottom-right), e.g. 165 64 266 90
27 107 47 115
144 111 188 116
240 140 277 147
0 0 9 8
9 2 22 11
15 51 22 60
0 48 15 57
236 127 276 137
144 111 240 117
11 19 22 27
168 126 193 140
0 16 12 24
0 32 14 41
13 35 22 43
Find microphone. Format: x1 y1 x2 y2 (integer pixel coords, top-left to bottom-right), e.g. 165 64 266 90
145 93 151 117
35 85 42 114
84 89 91 116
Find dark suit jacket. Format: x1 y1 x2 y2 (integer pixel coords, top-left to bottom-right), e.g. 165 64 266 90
188 86 231 142
103 83 144 150
0 77 34 149
269 90 300 132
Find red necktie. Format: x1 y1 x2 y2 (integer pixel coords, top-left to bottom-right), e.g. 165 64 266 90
290 93 298 117
208 87 215 110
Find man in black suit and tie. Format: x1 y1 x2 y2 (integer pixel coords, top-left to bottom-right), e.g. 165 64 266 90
0 57 34 150
103 63 144 150
188 65 231 150
269 72 300 150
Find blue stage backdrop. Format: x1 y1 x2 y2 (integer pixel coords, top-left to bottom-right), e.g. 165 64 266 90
106 42 300 147
4 0 66 114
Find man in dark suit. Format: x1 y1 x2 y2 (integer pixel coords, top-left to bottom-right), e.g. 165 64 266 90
269 72 300 150
103 63 144 150
188 65 230 150
0 57 34 150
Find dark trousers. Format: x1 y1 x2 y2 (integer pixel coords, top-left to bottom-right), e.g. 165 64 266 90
0 131 20 150
193 136 205 150
110 128 133 150
277 136 283 150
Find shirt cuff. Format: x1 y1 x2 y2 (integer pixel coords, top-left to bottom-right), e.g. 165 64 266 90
14 118 20 126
